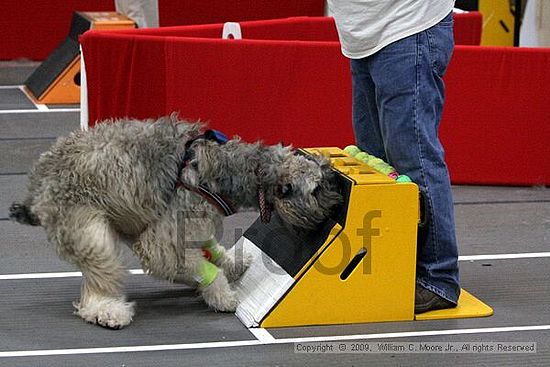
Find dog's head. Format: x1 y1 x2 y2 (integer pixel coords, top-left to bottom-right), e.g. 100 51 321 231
180 137 342 230
269 152 342 230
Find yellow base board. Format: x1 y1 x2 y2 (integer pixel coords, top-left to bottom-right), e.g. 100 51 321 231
415 289 493 321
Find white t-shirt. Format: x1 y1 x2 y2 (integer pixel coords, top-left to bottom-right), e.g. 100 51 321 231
327 0 455 59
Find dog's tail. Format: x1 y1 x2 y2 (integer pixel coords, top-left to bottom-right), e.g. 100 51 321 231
9 202 41 226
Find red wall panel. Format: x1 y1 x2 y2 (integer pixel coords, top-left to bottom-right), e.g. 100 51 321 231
81 17 549 185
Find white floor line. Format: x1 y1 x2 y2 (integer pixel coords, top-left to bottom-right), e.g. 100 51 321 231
35 104 49 111
18 85 48 111
0 108 80 114
0 85 22 89
0 340 263 358
272 324 550 345
249 328 276 343
459 252 550 261
0 269 143 280
1 324 548 358
1 252 548 281
5 84 79 113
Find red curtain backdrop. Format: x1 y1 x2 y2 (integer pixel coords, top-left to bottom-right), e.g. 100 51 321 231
112 16 340 42
0 0 114 60
1 3 480 60
441 45 550 185
82 18 352 147
453 12 483 46
0 0 324 60
80 16 549 185
158 0 325 27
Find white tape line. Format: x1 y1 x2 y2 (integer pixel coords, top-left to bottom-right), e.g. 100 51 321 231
2 252 548 281
272 324 550 345
248 328 276 343
34 103 49 111
1 324 549 358
0 109 80 114
0 269 143 280
17 85 48 111
459 252 550 261
0 340 262 358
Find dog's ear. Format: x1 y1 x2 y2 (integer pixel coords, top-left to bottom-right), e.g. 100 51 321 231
188 140 228 179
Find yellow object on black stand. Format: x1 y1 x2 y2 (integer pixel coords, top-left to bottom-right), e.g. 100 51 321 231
24 12 135 104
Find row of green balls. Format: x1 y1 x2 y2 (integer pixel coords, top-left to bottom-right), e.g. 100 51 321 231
343 145 412 183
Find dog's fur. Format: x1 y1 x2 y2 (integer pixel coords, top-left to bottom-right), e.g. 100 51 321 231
10 115 342 329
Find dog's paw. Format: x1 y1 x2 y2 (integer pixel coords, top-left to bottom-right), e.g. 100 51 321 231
73 297 135 329
218 245 253 283
200 273 239 312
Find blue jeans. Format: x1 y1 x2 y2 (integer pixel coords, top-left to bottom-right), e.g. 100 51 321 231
350 13 460 303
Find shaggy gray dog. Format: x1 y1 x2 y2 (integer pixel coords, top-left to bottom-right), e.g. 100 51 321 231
10 115 341 329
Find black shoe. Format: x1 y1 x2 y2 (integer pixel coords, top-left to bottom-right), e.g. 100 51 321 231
415 286 457 314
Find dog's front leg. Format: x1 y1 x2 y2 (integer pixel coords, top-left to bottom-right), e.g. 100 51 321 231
201 237 252 283
173 248 239 312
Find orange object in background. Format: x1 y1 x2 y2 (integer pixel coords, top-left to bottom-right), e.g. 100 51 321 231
25 12 135 105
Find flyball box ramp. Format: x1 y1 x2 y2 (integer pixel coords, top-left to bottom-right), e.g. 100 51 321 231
25 12 135 104
234 147 493 328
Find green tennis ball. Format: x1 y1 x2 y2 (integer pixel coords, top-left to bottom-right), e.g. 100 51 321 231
372 163 391 174
369 158 384 166
378 166 394 175
355 152 370 161
396 175 412 183
344 145 361 157
362 155 376 163
195 260 219 288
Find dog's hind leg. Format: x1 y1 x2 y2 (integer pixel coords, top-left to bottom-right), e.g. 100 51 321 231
57 207 135 329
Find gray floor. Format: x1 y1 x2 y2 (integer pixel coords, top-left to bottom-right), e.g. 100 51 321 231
0 62 549 366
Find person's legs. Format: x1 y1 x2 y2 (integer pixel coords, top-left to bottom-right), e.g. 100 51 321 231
350 59 386 161
363 13 460 305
